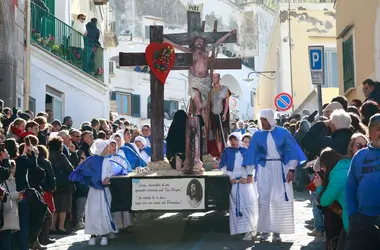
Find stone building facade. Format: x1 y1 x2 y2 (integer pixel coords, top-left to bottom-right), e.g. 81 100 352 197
0 1 25 108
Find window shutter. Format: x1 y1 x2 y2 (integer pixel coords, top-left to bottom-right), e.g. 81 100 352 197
110 91 116 100
343 35 355 92
131 94 141 117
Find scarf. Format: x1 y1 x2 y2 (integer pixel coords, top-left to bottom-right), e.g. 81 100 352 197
219 146 247 172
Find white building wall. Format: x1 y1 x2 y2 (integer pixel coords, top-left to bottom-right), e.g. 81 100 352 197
30 47 109 128
55 0 70 24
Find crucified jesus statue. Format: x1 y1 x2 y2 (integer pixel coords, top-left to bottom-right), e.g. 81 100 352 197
164 29 236 123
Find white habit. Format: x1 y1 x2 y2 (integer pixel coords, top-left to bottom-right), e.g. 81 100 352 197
85 158 117 235
222 150 258 236
255 132 296 234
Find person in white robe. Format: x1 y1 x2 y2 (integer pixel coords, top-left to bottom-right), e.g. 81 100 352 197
134 136 151 163
108 135 134 232
219 132 258 240
85 139 117 246
69 13 87 49
243 109 306 243
117 129 141 159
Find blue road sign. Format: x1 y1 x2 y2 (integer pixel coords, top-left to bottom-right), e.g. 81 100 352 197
308 46 324 85
274 92 293 111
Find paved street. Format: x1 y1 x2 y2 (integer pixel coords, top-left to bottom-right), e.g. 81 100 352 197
48 192 324 250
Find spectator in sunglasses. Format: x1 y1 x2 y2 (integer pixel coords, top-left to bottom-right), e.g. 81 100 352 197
347 133 369 158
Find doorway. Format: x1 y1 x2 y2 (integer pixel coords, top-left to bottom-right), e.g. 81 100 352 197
45 92 63 121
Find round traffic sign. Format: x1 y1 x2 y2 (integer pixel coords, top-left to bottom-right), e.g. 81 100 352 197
229 97 237 109
274 92 293 111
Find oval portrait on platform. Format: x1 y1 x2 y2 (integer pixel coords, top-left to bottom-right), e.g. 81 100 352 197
186 179 203 208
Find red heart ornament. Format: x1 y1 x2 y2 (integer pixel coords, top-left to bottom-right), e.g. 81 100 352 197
145 42 176 84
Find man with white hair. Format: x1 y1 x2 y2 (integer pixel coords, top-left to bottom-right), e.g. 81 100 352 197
57 130 75 158
243 109 306 242
303 109 353 156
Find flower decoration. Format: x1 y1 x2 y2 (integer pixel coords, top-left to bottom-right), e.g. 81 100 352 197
152 46 175 73
95 68 104 76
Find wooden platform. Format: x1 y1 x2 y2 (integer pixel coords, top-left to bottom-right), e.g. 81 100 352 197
111 169 226 178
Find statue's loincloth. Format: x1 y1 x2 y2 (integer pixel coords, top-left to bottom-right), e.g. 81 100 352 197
188 73 211 108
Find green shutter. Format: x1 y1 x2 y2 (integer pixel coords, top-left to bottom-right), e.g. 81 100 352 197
43 0 55 36
131 94 141 117
110 91 116 100
342 35 355 92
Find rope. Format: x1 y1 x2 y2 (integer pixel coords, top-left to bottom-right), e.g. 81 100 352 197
103 188 116 231
281 164 289 202
235 177 243 217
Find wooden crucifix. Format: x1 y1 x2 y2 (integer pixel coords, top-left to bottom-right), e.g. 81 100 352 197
163 3 241 154
119 26 193 161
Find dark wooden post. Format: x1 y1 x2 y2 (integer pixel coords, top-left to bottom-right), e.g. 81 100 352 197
149 26 164 161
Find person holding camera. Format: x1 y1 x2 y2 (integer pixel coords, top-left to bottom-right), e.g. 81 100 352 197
0 144 11 183
346 114 380 250
16 137 48 250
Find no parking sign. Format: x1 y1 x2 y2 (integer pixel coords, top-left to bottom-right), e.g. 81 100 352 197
274 92 293 111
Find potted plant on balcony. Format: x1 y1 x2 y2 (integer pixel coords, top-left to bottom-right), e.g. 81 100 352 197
94 67 104 80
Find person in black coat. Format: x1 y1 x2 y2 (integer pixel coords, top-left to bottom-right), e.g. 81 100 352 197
36 145 56 246
84 18 100 74
16 141 47 249
0 150 11 184
302 110 353 157
166 110 187 169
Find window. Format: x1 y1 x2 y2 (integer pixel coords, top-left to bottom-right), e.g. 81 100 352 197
164 100 178 119
323 49 338 88
115 93 131 115
342 35 355 92
45 93 63 121
29 97 36 114
54 98 63 121
131 94 141 117
110 92 141 117
147 96 178 120
109 61 115 75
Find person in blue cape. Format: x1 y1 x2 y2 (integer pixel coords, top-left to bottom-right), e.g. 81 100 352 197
134 136 151 163
108 135 132 174
141 125 167 156
219 132 258 240
119 129 147 170
242 109 306 243
69 139 117 246
141 124 152 146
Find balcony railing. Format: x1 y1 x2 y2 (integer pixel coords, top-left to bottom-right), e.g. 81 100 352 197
31 2 104 82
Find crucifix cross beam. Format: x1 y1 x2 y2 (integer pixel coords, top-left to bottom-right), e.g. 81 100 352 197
119 26 185 161
163 6 241 70
119 53 239 70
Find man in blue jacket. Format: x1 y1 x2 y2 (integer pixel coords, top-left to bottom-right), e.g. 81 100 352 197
346 114 380 250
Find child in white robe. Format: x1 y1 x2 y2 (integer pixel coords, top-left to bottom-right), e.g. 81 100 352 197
85 140 117 246
134 136 151 163
219 132 258 240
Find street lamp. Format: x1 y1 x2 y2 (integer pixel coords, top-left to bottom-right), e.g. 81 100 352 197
243 71 277 82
